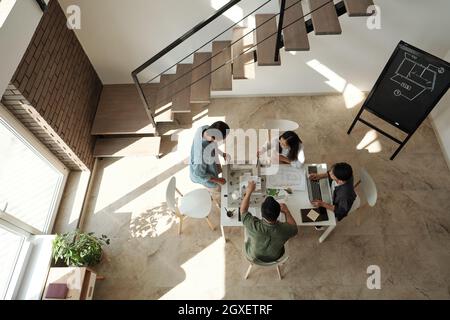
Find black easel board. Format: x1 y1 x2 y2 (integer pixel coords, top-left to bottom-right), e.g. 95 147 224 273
365 41 450 134
348 41 450 160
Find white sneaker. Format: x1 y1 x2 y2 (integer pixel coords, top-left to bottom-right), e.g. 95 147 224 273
315 226 324 231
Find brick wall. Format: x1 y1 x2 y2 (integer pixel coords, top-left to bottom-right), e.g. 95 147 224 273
1 0 102 171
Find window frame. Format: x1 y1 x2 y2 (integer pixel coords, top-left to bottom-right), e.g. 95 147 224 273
0 105 69 299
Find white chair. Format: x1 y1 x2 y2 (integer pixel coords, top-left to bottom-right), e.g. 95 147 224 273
244 253 289 280
243 230 290 280
353 168 378 225
264 119 299 132
166 177 215 235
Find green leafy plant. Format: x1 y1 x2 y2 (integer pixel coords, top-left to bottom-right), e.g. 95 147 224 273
52 230 110 267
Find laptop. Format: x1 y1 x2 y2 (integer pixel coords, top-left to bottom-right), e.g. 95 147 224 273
302 165 331 221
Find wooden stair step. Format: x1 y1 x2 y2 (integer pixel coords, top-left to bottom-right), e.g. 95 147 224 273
144 83 174 123
211 41 233 91
282 0 310 51
309 0 342 35
344 0 374 17
156 74 175 111
255 14 281 66
91 84 156 135
172 64 192 113
191 52 212 103
94 137 161 158
231 27 256 79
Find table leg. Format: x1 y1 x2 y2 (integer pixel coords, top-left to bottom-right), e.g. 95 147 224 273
221 225 228 243
319 225 336 243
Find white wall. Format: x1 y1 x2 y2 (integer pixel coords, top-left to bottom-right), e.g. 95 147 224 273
430 50 450 169
59 0 450 95
0 0 43 96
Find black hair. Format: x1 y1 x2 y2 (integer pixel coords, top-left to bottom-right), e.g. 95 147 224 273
332 163 353 182
279 131 302 161
207 121 230 141
261 196 281 222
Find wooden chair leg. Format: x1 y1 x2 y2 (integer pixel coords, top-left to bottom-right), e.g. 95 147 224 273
205 216 215 231
244 264 253 280
276 265 282 280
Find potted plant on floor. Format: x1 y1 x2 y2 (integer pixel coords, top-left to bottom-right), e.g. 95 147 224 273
52 230 110 267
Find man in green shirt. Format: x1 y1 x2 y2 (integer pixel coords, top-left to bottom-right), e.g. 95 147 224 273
242 181 298 263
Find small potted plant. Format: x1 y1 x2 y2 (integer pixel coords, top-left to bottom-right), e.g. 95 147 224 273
52 229 110 267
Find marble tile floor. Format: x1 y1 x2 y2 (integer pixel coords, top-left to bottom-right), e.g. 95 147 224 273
81 95 450 300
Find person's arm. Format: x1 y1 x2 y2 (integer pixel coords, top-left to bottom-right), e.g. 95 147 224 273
192 163 213 183
240 181 256 215
333 197 354 221
257 140 271 158
278 155 291 164
210 177 226 185
309 171 329 181
297 146 305 165
280 203 296 226
312 200 335 212
215 143 230 161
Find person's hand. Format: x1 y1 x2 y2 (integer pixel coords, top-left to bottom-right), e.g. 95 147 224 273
215 178 226 185
280 203 289 214
309 173 320 181
246 180 256 193
222 153 231 162
311 200 324 208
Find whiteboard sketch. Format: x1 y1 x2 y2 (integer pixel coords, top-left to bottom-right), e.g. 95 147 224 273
391 53 444 101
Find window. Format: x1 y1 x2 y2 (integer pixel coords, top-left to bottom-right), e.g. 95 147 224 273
0 0 17 28
0 226 24 299
0 106 68 299
0 118 65 232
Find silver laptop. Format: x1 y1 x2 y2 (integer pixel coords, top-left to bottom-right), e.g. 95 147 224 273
306 165 332 206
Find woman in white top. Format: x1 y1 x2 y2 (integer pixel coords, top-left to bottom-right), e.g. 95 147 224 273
258 131 305 168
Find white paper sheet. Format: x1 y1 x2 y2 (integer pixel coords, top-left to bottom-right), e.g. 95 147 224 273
265 166 306 191
307 210 320 222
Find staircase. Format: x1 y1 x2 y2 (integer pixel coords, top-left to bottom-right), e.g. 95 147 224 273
91 0 375 158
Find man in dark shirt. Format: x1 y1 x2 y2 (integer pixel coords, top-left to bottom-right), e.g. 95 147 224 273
308 162 357 229
242 181 298 262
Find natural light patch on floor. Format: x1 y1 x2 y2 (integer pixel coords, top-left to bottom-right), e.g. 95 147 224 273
357 130 383 153
306 59 365 109
129 203 177 238
92 112 226 241
159 238 226 300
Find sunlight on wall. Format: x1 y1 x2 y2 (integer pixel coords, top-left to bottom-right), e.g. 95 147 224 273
159 238 226 299
307 59 346 92
0 0 16 28
306 59 365 109
357 130 382 153
211 0 244 26
247 14 256 29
